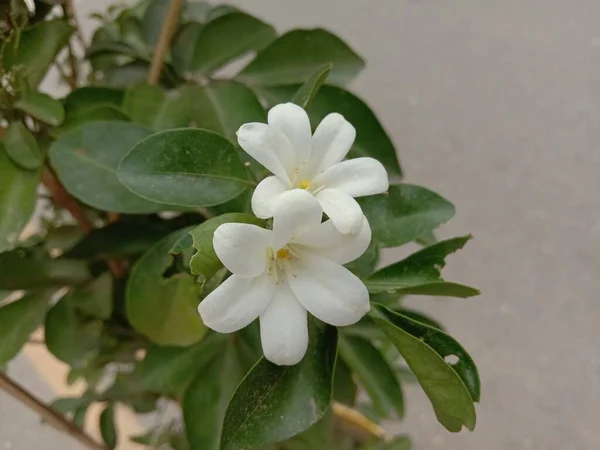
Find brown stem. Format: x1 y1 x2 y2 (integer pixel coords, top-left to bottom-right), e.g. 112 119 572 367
0 373 108 450
147 0 183 85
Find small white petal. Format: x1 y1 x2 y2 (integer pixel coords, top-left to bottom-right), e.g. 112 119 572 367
236 123 295 183
259 282 308 366
306 113 355 177
313 157 389 197
214 223 270 277
198 275 275 333
268 103 312 168
271 189 323 250
251 176 287 219
315 188 363 235
286 252 370 326
291 215 371 265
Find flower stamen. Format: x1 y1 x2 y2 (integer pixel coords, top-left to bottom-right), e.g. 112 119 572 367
298 179 312 190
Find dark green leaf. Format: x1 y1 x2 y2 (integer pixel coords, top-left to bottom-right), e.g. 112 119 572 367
122 84 190 130
4 121 42 169
14 92 65 126
103 61 154 87
50 392 97 415
2 19 73 86
220 320 337 450
0 145 38 252
191 12 276 76
49 121 169 213
279 412 332 450
359 184 455 248
237 29 364 87
206 5 239 22
57 105 130 135
63 87 124 116
370 305 478 432
117 128 250 207
366 236 479 298
182 1 213 22
189 213 264 280
345 240 379 279
126 228 206 346
67 273 113 320
332 357 357 405
397 309 444 331
100 404 118 450
0 290 51 365
142 0 180 48
72 405 88 428
171 21 203 76
338 335 404 419
291 64 331 109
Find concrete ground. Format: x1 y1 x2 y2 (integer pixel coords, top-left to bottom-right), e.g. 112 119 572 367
2 0 599 449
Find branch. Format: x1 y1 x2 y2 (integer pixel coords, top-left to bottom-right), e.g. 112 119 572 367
147 0 183 85
332 401 389 441
0 373 108 450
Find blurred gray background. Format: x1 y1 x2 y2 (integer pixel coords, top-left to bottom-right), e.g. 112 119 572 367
2 0 599 449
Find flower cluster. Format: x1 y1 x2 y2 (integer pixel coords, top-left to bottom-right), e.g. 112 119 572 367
198 103 389 366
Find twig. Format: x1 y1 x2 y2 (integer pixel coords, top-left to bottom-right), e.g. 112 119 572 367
332 401 389 441
147 0 183 85
0 373 108 450
66 0 87 50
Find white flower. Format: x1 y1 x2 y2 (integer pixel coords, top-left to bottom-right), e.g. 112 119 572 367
198 190 371 366
236 103 389 235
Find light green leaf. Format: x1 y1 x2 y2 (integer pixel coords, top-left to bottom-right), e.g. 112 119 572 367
100 404 118 450
237 29 364 87
338 334 404 419
291 64 332 109
0 145 38 252
370 305 478 432
4 121 43 170
117 128 250 207
122 84 190 130
191 12 276 76
189 213 264 281
359 184 455 248
126 228 206 346
279 412 332 450
14 92 65 126
415 230 437 247
366 236 479 298
49 121 167 213
220 320 337 450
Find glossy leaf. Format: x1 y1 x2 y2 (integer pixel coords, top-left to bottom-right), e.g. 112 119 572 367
191 12 276 76
49 121 168 213
237 29 364 87
189 213 264 281
117 128 250 207
279 413 332 450
63 87 124 116
291 64 332 109
220 320 337 450
338 334 404 419
100 404 118 450
14 92 65 126
122 84 190 130
126 228 206 346
4 122 43 170
0 146 38 252
57 105 130 135
370 305 478 432
366 236 479 298
359 184 455 248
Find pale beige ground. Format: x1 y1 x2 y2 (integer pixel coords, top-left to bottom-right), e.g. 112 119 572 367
1 1 599 449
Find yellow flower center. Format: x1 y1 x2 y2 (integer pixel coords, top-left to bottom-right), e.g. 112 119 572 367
298 179 312 190
276 248 291 260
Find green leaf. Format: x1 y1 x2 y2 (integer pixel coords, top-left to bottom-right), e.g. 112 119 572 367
220 320 337 450
344 240 379 279
189 213 264 280
49 121 168 213
279 412 332 450
123 84 190 130
126 228 206 346
370 305 479 432
191 12 276 76
332 357 357 405
171 21 203 76
415 230 437 247
103 61 156 88
57 105 130 135
365 236 479 298
359 184 455 248
0 145 38 252
142 0 181 48
2 19 73 86
361 436 411 450
100 404 118 450
0 290 51 366
117 128 250 207
67 273 113 320
338 335 404 419
14 92 65 126
237 29 364 87
291 64 332 109
4 121 43 170
63 87 124 116
397 309 444 331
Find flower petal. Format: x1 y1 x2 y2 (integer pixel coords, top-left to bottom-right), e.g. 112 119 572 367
214 223 271 277
236 123 295 183
251 176 288 219
315 188 363 235
286 252 370 327
306 113 355 177
198 274 275 333
259 282 308 366
291 215 371 265
268 103 312 169
313 157 389 197
271 189 323 250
